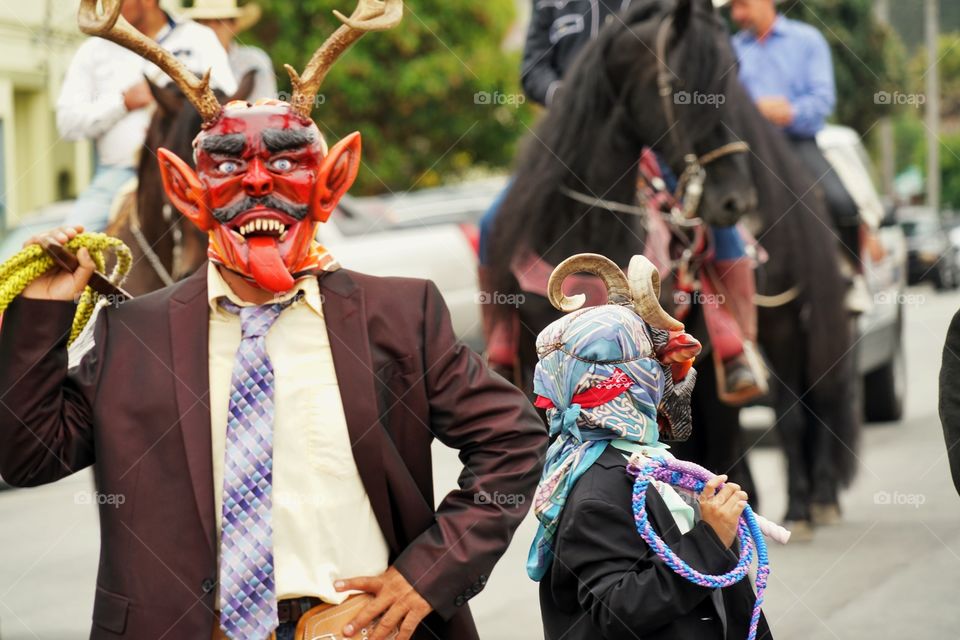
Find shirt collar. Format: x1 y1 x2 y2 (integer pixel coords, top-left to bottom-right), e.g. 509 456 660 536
768 15 787 36
207 262 324 317
739 14 787 43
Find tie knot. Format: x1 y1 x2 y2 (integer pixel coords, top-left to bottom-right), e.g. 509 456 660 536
219 295 299 339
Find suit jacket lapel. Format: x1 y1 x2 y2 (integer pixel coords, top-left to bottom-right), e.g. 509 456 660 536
319 270 399 554
169 266 216 559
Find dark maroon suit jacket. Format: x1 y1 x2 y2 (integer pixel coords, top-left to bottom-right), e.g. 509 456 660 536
0 266 547 639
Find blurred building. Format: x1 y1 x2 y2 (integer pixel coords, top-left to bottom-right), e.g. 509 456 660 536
0 1 88 229
0 0 183 231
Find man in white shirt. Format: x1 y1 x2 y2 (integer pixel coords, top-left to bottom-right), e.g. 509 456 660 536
188 0 278 103
57 0 236 230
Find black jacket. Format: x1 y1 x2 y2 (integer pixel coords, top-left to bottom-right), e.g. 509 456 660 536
539 447 772 640
521 0 636 106
940 309 960 495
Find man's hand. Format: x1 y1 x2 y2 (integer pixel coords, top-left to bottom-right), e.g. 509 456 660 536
756 96 794 128
698 474 748 549
336 566 432 640
21 226 95 302
123 80 154 111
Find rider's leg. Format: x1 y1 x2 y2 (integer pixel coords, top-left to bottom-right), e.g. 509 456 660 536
705 225 766 403
789 138 862 271
65 164 137 232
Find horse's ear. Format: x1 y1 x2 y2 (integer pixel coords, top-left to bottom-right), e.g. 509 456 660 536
312 132 361 222
157 148 214 231
228 70 257 103
673 0 694 35
147 78 184 117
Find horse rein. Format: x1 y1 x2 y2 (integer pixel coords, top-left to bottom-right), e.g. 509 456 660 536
654 13 749 219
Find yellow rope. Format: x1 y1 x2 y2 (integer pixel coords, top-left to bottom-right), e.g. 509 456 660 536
0 233 132 345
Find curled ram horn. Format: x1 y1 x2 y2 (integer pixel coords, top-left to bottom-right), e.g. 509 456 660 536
547 253 631 312
627 255 685 331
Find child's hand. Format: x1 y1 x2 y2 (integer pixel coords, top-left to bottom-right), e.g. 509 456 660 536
699 474 748 548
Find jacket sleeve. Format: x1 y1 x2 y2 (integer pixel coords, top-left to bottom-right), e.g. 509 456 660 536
520 1 562 107
560 493 738 636
391 280 547 620
940 309 960 496
0 298 106 486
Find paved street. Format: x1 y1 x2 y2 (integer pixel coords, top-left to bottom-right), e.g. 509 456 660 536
2 284 960 639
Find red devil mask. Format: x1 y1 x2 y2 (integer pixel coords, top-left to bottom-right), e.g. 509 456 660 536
76 0 403 293
158 100 360 292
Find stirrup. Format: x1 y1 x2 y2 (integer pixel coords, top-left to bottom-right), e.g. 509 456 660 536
715 341 768 406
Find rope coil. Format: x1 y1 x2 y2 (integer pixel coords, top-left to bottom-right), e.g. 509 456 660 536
0 233 132 345
628 456 769 640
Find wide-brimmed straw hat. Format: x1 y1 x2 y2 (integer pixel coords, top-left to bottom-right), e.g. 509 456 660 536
185 0 262 32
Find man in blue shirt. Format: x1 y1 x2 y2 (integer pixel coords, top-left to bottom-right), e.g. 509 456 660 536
727 0 862 275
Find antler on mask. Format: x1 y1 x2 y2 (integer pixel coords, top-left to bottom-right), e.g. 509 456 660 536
78 0 222 125
547 253 685 331
285 0 403 118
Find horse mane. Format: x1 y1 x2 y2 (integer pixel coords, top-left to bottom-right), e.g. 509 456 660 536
487 0 724 301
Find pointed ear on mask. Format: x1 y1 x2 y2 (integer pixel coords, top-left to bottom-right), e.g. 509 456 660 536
157 148 214 231
312 132 362 222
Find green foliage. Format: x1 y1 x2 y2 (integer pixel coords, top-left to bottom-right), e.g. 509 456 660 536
246 0 532 194
907 34 960 119
780 0 905 134
939 131 960 209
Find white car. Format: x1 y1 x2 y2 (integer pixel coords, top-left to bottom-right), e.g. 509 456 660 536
818 125 908 422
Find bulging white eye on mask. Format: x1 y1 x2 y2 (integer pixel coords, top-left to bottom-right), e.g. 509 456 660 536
269 158 295 172
217 160 240 174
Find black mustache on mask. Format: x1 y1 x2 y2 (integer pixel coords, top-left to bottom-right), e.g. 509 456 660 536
213 195 309 223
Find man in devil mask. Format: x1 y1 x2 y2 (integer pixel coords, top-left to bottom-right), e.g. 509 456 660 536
0 2 546 639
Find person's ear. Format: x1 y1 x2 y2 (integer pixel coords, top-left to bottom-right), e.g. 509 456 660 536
312 132 361 222
157 148 214 231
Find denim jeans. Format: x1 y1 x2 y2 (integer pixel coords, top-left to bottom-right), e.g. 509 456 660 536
65 164 137 231
275 621 296 640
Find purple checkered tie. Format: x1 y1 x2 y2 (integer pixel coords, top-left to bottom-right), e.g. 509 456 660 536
217 298 294 640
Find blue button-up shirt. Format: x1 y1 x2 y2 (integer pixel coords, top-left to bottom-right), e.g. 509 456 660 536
732 16 836 139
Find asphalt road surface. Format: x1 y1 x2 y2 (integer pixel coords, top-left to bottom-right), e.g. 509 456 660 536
1 284 959 639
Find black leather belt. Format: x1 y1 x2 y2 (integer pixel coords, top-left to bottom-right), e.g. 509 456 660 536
277 596 322 624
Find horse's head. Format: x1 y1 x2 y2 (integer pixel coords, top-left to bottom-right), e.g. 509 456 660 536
602 0 757 225
80 0 401 293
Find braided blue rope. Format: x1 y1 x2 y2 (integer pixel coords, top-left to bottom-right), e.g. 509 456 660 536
628 456 769 640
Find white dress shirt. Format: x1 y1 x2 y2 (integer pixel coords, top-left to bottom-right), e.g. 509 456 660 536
228 44 278 102
207 264 390 603
56 14 237 168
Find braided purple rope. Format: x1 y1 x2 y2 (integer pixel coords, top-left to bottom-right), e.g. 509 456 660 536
627 456 769 640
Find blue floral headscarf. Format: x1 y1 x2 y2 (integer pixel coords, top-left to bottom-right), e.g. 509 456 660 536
527 304 667 581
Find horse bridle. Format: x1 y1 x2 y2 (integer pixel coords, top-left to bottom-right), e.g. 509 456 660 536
654 13 749 219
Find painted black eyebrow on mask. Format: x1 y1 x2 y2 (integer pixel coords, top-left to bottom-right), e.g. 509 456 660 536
262 128 317 153
200 133 247 156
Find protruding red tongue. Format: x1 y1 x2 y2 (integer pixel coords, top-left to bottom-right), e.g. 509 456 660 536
247 236 295 293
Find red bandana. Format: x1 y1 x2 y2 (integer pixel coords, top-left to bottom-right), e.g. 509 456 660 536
535 368 634 410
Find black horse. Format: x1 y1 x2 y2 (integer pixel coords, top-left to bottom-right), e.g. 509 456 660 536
487 0 859 529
